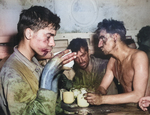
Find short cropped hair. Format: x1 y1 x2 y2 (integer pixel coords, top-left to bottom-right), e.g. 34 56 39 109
124 39 135 45
95 19 126 41
17 6 60 44
67 38 88 52
137 26 150 45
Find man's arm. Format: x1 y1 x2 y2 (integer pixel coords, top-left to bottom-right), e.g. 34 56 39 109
0 49 76 115
102 51 148 104
86 51 149 105
98 57 116 93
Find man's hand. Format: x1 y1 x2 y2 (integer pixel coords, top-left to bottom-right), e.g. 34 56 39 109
139 96 150 111
85 93 102 105
95 86 107 95
40 49 76 92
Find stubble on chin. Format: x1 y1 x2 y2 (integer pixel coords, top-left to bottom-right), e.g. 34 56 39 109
103 51 107 55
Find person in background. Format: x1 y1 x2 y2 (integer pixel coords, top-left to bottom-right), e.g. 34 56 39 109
67 38 118 95
56 38 117 114
124 38 137 49
138 26 150 111
137 26 150 60
0 6 76 115
85 19 149 106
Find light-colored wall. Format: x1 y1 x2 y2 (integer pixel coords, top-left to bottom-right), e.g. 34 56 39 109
0 0 150 58
1 0 150 40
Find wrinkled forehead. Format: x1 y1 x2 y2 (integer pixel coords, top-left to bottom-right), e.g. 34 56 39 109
46 24 57 34
47 24 56 30
76 47 88 56
99 30 107 37
98 30 112 39
78 47 87 53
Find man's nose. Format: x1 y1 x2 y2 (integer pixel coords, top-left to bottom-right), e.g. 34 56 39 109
98 39 103 48
48 37 55 47
79 57 83 63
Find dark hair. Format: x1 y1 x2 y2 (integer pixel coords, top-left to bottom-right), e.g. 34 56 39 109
124 39 135 45
67 38 88 52
137 26 150 45
95 19 126 41
17 6 60 44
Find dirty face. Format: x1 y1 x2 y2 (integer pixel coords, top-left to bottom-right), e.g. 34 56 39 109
30 24 56 58
74 47 89 69
98 30 116 55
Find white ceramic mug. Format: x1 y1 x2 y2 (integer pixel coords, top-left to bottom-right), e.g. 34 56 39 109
63 91 74 104
77 88 89 107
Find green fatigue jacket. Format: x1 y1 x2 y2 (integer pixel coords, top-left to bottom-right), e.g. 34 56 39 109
73 55 118 94
0 46 57 115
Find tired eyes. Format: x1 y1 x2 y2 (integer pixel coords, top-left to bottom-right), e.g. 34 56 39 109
99 36 108 44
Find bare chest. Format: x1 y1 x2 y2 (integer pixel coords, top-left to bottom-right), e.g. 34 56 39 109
113 61 134 92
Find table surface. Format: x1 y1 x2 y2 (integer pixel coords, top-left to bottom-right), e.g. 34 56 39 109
61 102 150 115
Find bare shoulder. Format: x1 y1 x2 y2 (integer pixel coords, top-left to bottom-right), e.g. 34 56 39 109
131 49 148 60
107 57 116 69
131 49 149 65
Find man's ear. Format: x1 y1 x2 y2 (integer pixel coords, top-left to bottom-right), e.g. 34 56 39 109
113 33 119 42
24 28 33 40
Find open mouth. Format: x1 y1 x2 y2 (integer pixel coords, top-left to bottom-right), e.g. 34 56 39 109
42 49 51 56
43 51 48 56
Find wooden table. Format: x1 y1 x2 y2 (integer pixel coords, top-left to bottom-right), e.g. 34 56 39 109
61 102 150 115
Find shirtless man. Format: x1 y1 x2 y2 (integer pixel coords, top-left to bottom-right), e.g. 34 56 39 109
85 19 149 105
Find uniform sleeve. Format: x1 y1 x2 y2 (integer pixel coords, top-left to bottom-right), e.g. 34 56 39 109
1 68 57 115
22 89 57 115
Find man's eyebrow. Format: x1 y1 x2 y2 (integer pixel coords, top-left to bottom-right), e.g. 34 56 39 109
81 52 86 56
47 33 55 36
99 35 104 39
